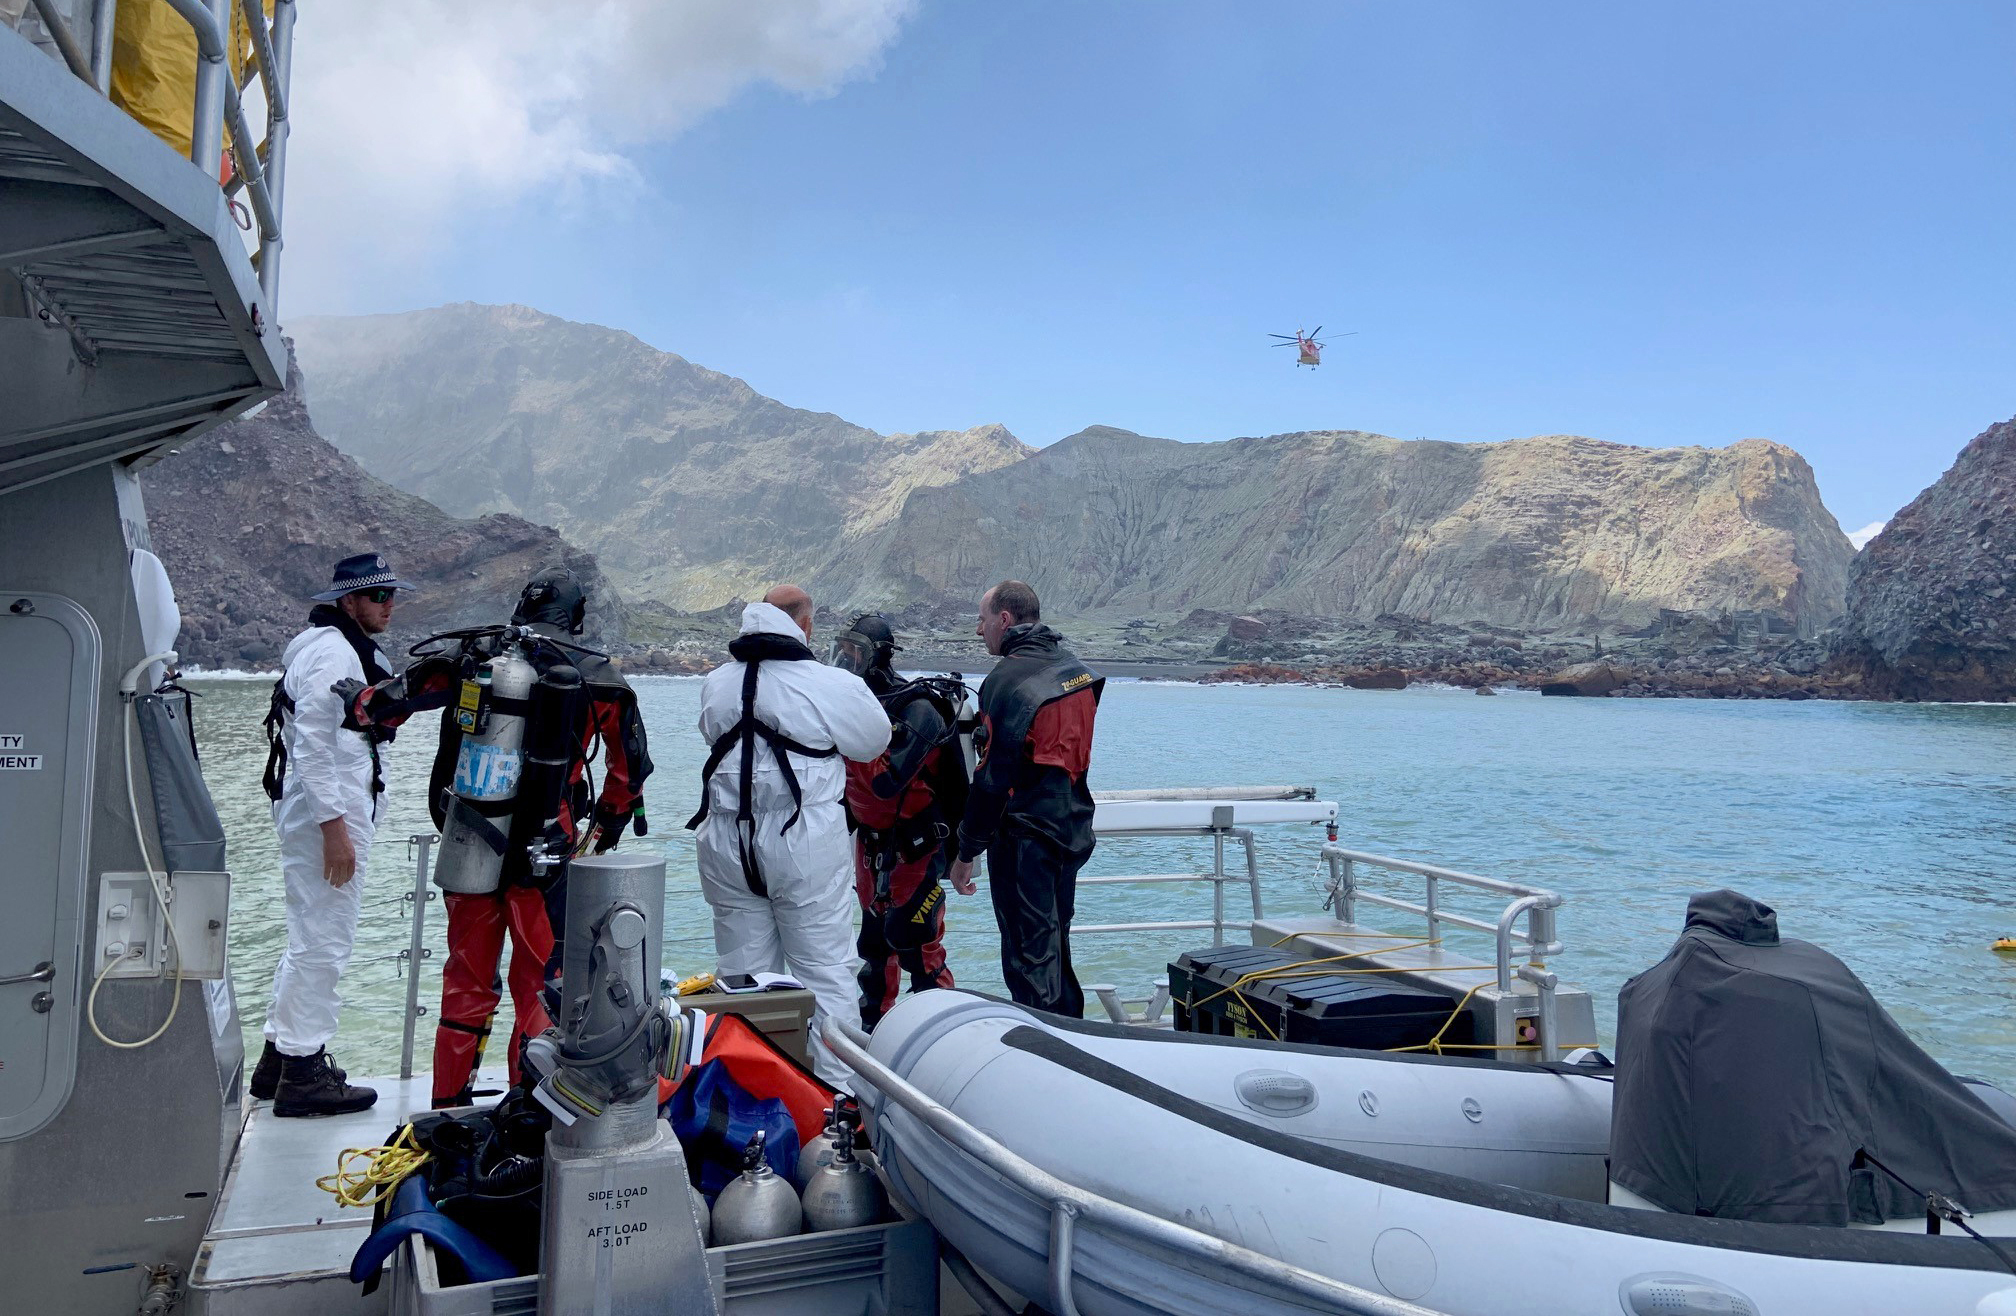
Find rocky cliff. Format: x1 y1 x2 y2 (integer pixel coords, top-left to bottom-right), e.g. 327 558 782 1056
289 304 1032 608
828 426 1855 634
141 349 625 669
288 304 1857 636
1829 416 2016 701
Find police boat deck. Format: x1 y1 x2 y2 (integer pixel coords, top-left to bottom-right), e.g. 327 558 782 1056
188 1072 467 1315
184 786 1608 1316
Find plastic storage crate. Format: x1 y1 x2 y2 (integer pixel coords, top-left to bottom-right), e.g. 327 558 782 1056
386 1214 938 1316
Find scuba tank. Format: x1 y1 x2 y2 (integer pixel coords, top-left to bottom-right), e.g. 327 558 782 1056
712 1131 802 1245
799 1099 886 1233
791 1106 840 1190
434 646 538 893
690 1185 711 1245
511 659 586 886
943 672 980 780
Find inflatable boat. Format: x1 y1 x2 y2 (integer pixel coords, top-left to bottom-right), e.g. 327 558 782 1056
855 992 2016 1315
851 890 2016 1316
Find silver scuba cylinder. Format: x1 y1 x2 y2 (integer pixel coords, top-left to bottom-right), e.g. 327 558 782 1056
791 1107 839 1190
691 1185 711 1245
799 1104 886 1233
434 645 537 893
951 675 980 779
712 1131 803 1245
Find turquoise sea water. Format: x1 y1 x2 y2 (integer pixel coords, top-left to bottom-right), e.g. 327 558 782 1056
187 675 2016 1089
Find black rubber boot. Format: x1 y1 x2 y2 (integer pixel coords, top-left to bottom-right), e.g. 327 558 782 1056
249 1041 282 1101
273 1048 378 1118
251 1041 345 1101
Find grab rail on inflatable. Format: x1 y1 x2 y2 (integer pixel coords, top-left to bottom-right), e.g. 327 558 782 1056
823 1016 1444 1316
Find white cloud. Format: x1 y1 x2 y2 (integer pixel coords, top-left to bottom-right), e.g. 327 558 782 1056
1848 520 1886 550
276 0 916 307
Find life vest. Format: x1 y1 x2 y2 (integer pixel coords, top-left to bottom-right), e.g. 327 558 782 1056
684 633 837 897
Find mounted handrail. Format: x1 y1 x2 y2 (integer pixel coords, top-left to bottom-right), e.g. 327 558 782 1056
824 1018 1444 1316
23 0 94 82
1321 844 1566 1059
1094 784 1316 802
28 0 299 313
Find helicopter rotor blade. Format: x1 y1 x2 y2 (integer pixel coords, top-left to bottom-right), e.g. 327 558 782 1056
1309 327 1322 340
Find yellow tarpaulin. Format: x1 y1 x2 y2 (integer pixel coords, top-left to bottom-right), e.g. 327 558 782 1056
109 0 274 170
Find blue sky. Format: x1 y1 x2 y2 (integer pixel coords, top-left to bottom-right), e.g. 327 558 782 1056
297 1 2014 534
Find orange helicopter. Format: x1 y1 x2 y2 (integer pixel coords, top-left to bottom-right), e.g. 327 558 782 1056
1269 326 1353 367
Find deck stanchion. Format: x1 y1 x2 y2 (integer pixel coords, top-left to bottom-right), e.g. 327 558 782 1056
399 834 436 1081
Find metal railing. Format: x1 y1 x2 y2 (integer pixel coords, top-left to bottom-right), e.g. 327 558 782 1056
1320 844 1566 1060
22 0 296 314
824 1018 1443 1316
396 834 437 1080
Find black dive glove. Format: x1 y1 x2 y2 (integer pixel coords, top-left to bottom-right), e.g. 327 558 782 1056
331 678 369 730
590 803 630 853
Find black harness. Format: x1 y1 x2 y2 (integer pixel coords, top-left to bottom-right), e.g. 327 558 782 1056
262 605 395 803
684 632 836 897
856 676 968 900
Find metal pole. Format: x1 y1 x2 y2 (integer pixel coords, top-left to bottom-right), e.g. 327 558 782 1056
235 0 282 122
24 0 96 83
256 0 294 312
1238 829 1262 921
1211 830 1225 943
1424 874 1439 945
1493 896 1541 995
1048 1201 1083 1316
90 0 117 92
1535 969 1560 1063
399 834 436 1081
159 0 229 169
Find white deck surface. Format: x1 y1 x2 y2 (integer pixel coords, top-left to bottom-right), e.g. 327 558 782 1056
192 1071 506 1296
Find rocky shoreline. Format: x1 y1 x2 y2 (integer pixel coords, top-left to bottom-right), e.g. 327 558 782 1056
605 599 1948 702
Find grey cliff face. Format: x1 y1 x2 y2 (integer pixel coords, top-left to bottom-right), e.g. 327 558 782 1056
829 426 1854 635
290 304 1032 609
288 304 1855 638
140 346 626 670
1830 416 2016 701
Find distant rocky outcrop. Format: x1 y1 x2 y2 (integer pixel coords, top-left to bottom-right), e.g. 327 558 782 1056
141 348 625 670
1829 416 2016 701
290 304 1032 609
832 425 1855 635
1540 661 1624 697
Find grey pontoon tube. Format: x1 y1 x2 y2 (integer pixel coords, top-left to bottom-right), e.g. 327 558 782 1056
823 1018 1444 1316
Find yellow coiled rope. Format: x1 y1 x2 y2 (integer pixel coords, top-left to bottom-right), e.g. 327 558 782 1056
315 1123 431 1210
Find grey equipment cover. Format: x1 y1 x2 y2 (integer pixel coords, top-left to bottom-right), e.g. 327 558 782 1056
1610 888 2016 1225
134 685 227 874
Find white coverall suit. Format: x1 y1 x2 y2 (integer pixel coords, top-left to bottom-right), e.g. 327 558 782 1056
696 602 891 1086
265 625 385 1056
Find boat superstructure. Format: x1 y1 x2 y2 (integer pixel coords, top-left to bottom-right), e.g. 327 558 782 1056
3 8 291 1312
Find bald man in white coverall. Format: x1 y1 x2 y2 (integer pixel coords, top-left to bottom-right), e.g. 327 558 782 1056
690 586 890 1086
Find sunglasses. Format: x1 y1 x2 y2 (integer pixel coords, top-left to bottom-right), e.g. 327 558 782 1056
353 587 398 604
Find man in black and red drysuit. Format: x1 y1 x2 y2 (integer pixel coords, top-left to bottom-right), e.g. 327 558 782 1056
343 568 652 1105
829 614 966 1029
947 581 1103 1018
